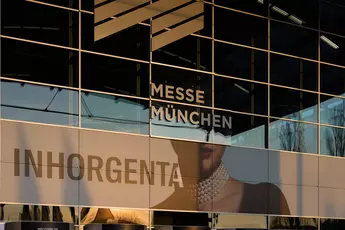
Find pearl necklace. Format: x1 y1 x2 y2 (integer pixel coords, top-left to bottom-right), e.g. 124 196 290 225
188 162 229 205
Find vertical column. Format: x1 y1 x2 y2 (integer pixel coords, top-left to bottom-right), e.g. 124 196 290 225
317 0 321 223
250 37 255 127
69 0 75 126
78 0 82 229
148 0 153 227
267 1 271 224
267 1 271 150
211 0 215 216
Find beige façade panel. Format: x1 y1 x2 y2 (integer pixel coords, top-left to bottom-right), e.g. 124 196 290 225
78 170 150 209
150 174 199 211
268 151 318 186
319 187 345 218
222 145 269 183
269 184 318 217
79 128 149 173
78 129 150 208
0 120 79 205
0 161 79 205
1 120 79 166
319 155 345 189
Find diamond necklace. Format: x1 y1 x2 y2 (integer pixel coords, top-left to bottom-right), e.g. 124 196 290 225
188 162 230 205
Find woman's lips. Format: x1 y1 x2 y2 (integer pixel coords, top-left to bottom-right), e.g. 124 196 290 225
201 146 214 159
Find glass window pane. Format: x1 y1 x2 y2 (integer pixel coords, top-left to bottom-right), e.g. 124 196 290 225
215 6 268 49
81 91 149 135
321 218 345 229
320 95 345 126
321 1 345 36
153 211 209 226
269 0 318 29
320 33 345 66
1 38 78 87
80 208 151 226
214 213 267 229
1 80 78 126
151 101 215 143
215 41 268 82
152 65 212 107
152 36 212 72
215 77 268 115
81 52 149 98
214 110 267 148
212 0 269 16
320 125 345 157
321 64 345 95
0 204 78 223
81 12 150 61
269 119 317 154
33 0 78 9
271 20 318 60
271 54 318 91
270 216 318 229
1 0 79 48
270 86 318 123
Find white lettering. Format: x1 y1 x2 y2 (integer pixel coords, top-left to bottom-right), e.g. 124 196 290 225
151 83 163 97
196 90 205 104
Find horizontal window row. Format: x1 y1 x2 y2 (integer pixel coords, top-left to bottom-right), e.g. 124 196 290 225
20 0 345 39
2 0 345 66
2 77 345 125
2 80 345 156
2 36 345 95
1 204 344 230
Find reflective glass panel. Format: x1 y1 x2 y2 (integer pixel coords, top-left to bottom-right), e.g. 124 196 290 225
152 36 212 72
214 110 267 148
79 208 151 226
151 101 215 143
153 211 209 226
320 33 345 66
271 53 318 91
212 0 269 16
1 80 78 126
321 218 345 229
320 125 345 157
33 0 78 9
269 119 317 154
269 0 318 29
152 64 212 107
1 37 78 87
270 216 318 229
270 86 318 123
1 0 78 48
81 52 149 98
81 12 150 61
215 41 268 82
0 204 78 223
81 91 149 135
321 63 345 95
212 213 267 229
214 77 268 115
271 20 318 60
214 6 268 49
320 1 345 36
320 95 345 127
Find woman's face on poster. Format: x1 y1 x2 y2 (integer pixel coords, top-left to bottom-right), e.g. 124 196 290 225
171 140 226 179
200 143 225 179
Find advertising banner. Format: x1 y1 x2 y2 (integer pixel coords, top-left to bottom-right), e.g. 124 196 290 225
1 120 345 218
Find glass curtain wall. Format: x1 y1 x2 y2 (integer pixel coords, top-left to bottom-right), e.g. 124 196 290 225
1 0 345 229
